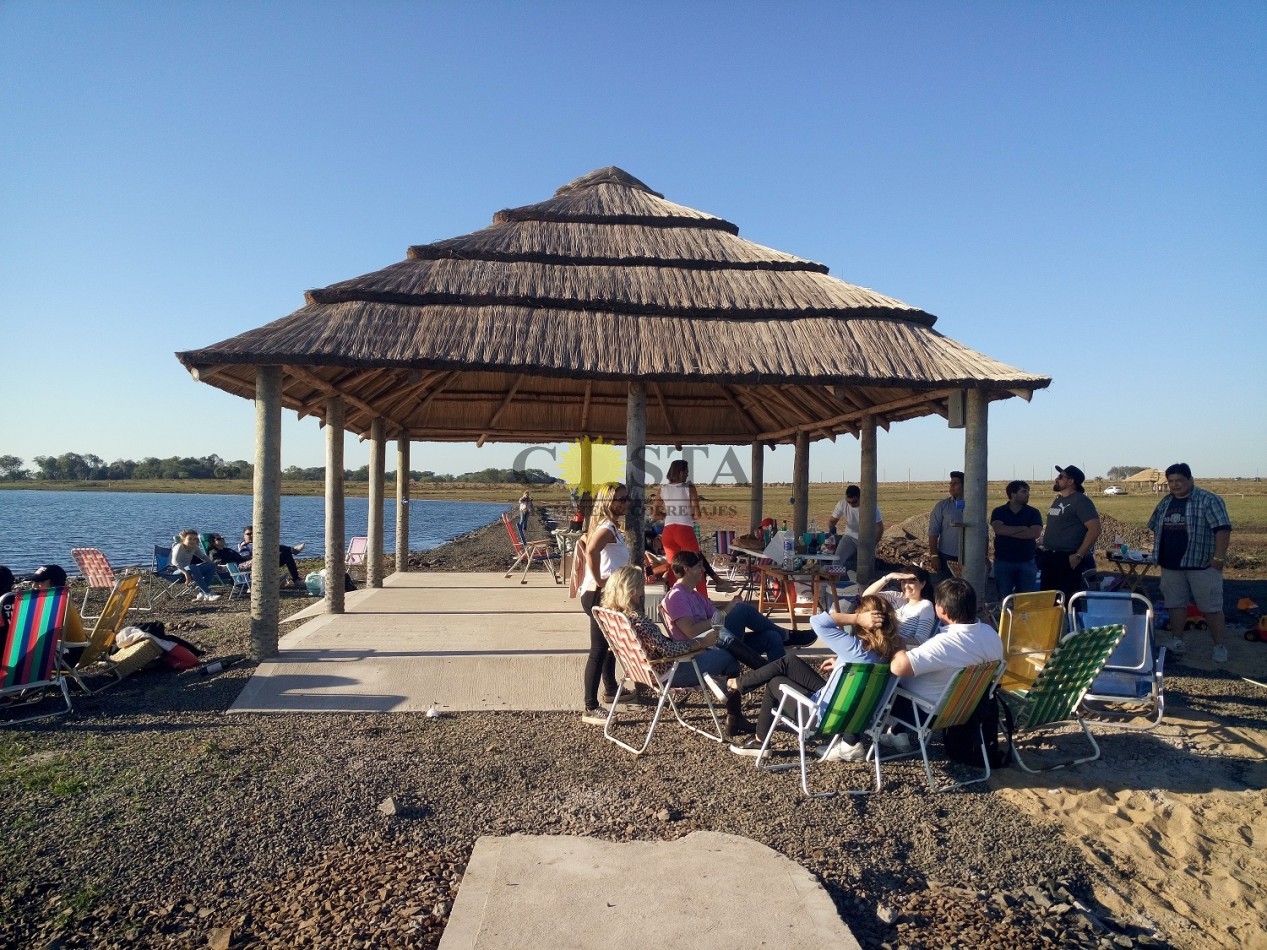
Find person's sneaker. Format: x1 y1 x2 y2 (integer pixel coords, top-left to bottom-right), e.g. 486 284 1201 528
729 738 764 757
786 629 819 648
701 673 728 703
1212 644 1229 664
1163 637 1187 655
878 731 912 752
821 739 867 762
194 592 207 602
581 707 611 726
202 593 221 603
725 713 756 738
599 687 623 705
292 543 306 554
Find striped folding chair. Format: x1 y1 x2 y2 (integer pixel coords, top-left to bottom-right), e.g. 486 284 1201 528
711 530 737 577
1000 624 1127 772
754 662 897 797
885 660 1006 792
591 606 725 756
71 547 149 617
2 587 73 725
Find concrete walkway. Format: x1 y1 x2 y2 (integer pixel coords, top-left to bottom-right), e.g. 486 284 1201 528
437 832 859 950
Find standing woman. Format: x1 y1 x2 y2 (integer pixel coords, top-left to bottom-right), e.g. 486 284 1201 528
579 482 631 723
652 459 711 595
517 490 534 538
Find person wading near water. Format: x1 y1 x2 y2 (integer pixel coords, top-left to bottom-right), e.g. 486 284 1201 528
1149 463 1231 664
1038 465 1101 598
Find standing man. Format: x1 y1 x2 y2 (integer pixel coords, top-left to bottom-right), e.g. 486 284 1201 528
828 484 884 573
991 480 1043 600
928 471 965 582
1038 465 1101 597
1148 463 1231 664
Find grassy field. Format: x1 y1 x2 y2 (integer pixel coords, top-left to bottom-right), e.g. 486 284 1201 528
6 477 1264 571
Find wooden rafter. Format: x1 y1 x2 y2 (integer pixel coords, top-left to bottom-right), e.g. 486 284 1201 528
477 375 525 447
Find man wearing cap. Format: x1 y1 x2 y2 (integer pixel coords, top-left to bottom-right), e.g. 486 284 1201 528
1039 466 1101 597
1148 463 1231 664
927 471 965 583
828 484 884 573
30 564 87 645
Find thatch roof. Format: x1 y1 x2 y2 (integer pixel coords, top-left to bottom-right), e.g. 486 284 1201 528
177 166 1050 444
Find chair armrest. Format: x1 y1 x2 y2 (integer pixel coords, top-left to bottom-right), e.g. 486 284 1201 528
775 682 816 710
647 644 710 666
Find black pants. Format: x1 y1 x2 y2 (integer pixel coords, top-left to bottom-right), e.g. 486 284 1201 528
278 546 302 585
739 654 827 740
580 589 618 710
1038 549 1089 599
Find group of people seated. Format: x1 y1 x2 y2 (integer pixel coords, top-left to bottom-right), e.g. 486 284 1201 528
596 547 1002 761
165 527 306 601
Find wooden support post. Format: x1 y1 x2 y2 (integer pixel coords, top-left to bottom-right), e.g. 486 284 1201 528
792 431 810 536
396 438 411 572
324 397 346 614
626 384 647 567
749 441 765 534
962 389 990 599
367 417 385 588
858 415 879 587
250 366 281 659
579 437 593 531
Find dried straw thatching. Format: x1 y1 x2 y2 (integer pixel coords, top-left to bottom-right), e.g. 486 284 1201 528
177 167 1050 445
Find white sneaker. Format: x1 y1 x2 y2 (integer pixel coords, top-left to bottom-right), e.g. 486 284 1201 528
292 543 305 554
194 592 206 601
821 739 867 762
1163 637 1186 655
202 593 221 603
878 731 912 752
1211 644 1228 664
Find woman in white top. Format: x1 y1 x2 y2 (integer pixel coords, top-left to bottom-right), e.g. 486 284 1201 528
861 565 936 647
651 459 730 595
580 482 631 721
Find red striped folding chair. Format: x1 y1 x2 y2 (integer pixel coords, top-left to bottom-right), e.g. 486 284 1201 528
71 547 149 617
2 587 73 724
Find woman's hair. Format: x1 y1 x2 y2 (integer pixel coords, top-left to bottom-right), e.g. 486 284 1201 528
670 549 704 576
179 529 199 541
0 566 13 596
666 459 689 483
589 482 626 531
903 565 933 602
854 594 902 660
601 565 645 614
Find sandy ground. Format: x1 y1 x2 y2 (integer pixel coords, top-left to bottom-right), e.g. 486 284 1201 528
991 630 1267 949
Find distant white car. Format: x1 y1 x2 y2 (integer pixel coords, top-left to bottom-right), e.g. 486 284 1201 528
1103 486 1126 495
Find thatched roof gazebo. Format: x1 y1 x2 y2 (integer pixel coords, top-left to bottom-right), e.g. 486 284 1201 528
178 167 1050 656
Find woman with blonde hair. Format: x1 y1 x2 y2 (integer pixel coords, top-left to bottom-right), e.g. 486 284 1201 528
600 564 740 715
578 483 632 723
724 594 902 757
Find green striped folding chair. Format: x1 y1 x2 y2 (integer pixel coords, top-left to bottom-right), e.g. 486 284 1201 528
885 660 1006 792
754 662 896 797
2 587 74 725
1000 623 1127 773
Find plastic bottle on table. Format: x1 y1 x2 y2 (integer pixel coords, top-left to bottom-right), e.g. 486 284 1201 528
783 532 794 570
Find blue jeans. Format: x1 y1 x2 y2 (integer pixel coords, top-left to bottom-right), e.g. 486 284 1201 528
994 558 1038 601
668 646 740 687
165 561 218 595
722 602 789 662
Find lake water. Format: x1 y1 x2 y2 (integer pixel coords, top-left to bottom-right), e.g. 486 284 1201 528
0 490 511 575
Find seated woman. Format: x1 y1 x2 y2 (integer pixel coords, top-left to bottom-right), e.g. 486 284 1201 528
725 594 902 759
600 565 743 733
237 526 306 589
860 566 937 647
169 529 222 602
662 550 808 669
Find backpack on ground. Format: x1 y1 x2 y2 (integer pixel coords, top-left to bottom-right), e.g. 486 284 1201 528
943 686 1014 768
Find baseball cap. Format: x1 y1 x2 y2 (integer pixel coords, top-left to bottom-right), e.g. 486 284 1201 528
1055 465 1086 488
30 564 68 587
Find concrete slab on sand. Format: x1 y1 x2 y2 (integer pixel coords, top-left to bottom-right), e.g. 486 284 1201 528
437 832 858 950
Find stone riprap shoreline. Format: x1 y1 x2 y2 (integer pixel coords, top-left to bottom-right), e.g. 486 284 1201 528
1 512 1256 948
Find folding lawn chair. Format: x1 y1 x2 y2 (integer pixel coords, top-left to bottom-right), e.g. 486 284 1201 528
752 662 897 798
999 623 1127 772
997 590 1066 693
224 562 252 601
346 536 368 579
501 513 561 585
59 574 159 694
711 530 738 578
883 660 1005 792
1069 591 1165 729
70 547 149 617
591 606 725 756
151 545 197 602
2 587 73 724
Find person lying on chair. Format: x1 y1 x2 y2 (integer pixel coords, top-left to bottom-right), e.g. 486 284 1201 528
237 526 306 589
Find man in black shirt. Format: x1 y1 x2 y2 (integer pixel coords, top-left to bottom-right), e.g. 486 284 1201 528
990 480 1043 600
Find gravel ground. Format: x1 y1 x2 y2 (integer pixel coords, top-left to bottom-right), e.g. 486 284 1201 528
3 511 1252 949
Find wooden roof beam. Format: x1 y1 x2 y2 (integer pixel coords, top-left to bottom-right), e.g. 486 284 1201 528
283 365 405 432
712 384 763 435
650 383 678 443
477 375 526 447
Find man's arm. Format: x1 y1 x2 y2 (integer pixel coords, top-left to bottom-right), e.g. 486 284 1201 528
890 648 914 678
1074 518 1102 562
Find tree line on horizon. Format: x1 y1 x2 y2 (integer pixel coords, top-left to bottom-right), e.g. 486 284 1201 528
0 453 560 486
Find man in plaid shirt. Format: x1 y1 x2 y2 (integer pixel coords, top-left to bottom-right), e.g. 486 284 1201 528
1148 463 1232 663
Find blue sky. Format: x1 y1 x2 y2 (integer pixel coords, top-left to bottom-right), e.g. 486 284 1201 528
3 1 1265 484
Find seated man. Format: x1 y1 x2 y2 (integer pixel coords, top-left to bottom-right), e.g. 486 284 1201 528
887 577 1003 744
237 526 306 589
